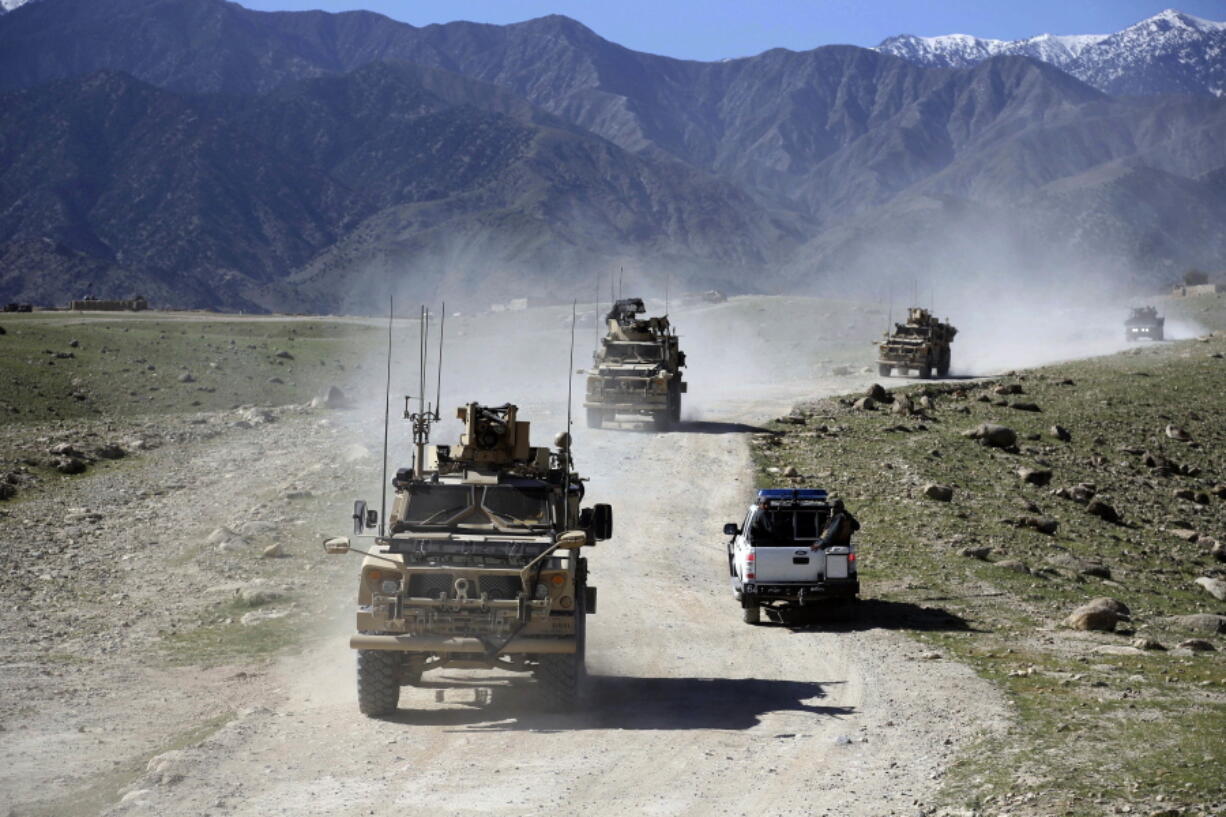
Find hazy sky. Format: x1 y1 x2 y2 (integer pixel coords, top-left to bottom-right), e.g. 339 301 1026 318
240 1 1226 60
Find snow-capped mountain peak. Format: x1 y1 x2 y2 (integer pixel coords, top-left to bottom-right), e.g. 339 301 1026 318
875 8 1226 97
0 0 38 12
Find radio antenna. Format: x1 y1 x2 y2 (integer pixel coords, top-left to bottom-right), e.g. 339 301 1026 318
435 301 445 412
665 269 670 315
379 296 394 537
594 269 601 347
407 304 440 478
564 300 577 528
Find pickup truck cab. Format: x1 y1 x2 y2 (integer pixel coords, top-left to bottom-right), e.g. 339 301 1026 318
725 489 859 624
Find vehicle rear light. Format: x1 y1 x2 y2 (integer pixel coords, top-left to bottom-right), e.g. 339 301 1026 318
849 553 856 561
746 572 755 580
746 552 755 562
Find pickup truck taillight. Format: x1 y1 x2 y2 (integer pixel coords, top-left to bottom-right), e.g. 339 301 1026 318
745 550 755 580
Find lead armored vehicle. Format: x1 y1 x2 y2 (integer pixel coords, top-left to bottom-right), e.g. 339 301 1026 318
725 489 859 624
584 298 686 430
1124 306 1164 341
877 307 957 378
326 402 612 716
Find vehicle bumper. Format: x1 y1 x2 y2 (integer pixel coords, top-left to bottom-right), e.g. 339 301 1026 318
741 580 859 603
583 398 668 410
350 634 577 654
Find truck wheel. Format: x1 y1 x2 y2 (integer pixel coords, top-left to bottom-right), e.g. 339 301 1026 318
669 388 681 424
535 589 586 707
652 410 671 432
878 364 891 377
937 350 951 378
916 359 931 379
742 604 761 625
356 650 401 717
586 407 603 429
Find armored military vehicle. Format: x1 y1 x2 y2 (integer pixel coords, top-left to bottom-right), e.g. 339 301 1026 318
1125 306 1164 342
877 307 957 378
325 402 613 716
725 489 859 624
584 298 686 430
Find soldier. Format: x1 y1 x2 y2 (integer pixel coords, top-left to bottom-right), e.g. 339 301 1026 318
813 499 859 550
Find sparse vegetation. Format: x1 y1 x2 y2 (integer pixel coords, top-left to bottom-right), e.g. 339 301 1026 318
754 327 1226 815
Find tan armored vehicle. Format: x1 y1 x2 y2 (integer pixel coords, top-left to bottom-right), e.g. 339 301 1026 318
1124 306 1164 341
877 307 957 378
326 402 612 716
584 298 686 430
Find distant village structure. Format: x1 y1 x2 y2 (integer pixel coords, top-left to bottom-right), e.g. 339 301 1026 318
1171 282 1225 297
68 295 149 311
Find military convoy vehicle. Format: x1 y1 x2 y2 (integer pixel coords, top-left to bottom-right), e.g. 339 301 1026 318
1125 306 1164 341
325 401 612 716
725 489 859 624
877 307 957 378
584 298 686 430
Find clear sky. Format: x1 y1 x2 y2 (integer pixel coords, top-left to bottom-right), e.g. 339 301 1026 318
239 1 1226 60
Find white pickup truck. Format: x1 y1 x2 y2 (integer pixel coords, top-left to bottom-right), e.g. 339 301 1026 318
725 489 859 624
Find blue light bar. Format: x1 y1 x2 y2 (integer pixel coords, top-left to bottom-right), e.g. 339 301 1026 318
757 489 827 502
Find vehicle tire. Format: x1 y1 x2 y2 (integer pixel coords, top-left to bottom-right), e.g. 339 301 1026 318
916 359 932 379
535 587 586 707
937 349 951 378
878 363 891 377
356 649 401 717
669 385 681 424
652 410 671 432
586 407 602 429
742 604 761 625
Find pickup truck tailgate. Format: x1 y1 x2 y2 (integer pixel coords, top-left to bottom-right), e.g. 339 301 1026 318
753 546 821 582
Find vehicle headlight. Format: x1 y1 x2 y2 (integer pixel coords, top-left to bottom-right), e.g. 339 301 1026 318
380 579 400 594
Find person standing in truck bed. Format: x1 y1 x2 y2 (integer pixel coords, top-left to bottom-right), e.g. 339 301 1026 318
813 499 859 550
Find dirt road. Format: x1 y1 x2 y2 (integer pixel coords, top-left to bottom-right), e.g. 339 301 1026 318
58 384 1002 817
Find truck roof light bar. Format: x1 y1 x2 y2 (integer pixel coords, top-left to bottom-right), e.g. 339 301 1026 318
756 489 827 501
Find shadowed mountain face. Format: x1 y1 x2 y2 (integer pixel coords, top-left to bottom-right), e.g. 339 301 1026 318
0 0 1223 310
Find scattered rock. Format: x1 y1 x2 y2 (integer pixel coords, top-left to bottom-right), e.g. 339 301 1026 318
1176 639 1215 652
1049 425 1071 442
1015 516 1058 535
311 385 348 409
93 443 126 460
890 397 911 416
1011 401 1041 412
1132 638 1166 651
1212 483 1226 499
852 396 877 411
1017 467 1052 486
959 546 992 560
274 350 294 360
964 423 1017 448
995 559 1029 574
0 483 14 500
177 372 196 383
240 609 290 626
1167 528 1201 542
1063 597 1129 632
782 465 799 477
267 376 284 385
1054 483 1096 504
992 384 1023 395
1046 553 1109 578
1092 645 1143 656
1212 540 1226 563
1086 499 1120 524
48 442 82 457
260 543 286 559
1194 576 1226 601
238 585 285 606
1164 424 1191 442
923 483 954 502
54 457 87 475
68 338 79 348
1166 614 1226 634
918 395 934 411
865 383 889 403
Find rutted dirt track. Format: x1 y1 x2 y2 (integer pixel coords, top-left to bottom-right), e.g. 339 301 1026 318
61 394 1004 817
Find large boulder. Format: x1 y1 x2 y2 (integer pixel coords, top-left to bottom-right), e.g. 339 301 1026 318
923 483 954 502
1017 467 1052 486
1165 614 1226 635
865 383 889 403
1063 597 1130 632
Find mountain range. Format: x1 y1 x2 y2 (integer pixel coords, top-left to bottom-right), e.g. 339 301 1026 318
0 0 1223 311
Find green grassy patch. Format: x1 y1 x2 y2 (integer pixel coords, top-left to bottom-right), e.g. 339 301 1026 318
755 332 1226 816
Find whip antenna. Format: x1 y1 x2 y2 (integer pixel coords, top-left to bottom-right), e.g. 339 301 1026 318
379 296 394 537
564 300 577 528
435 301 445 413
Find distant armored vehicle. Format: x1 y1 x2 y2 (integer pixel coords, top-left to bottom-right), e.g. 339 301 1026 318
1124 306 1164 341
725 489 860 624
326 402 612 716
584 298 686 430
877 307 957 378
3 303 32 313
